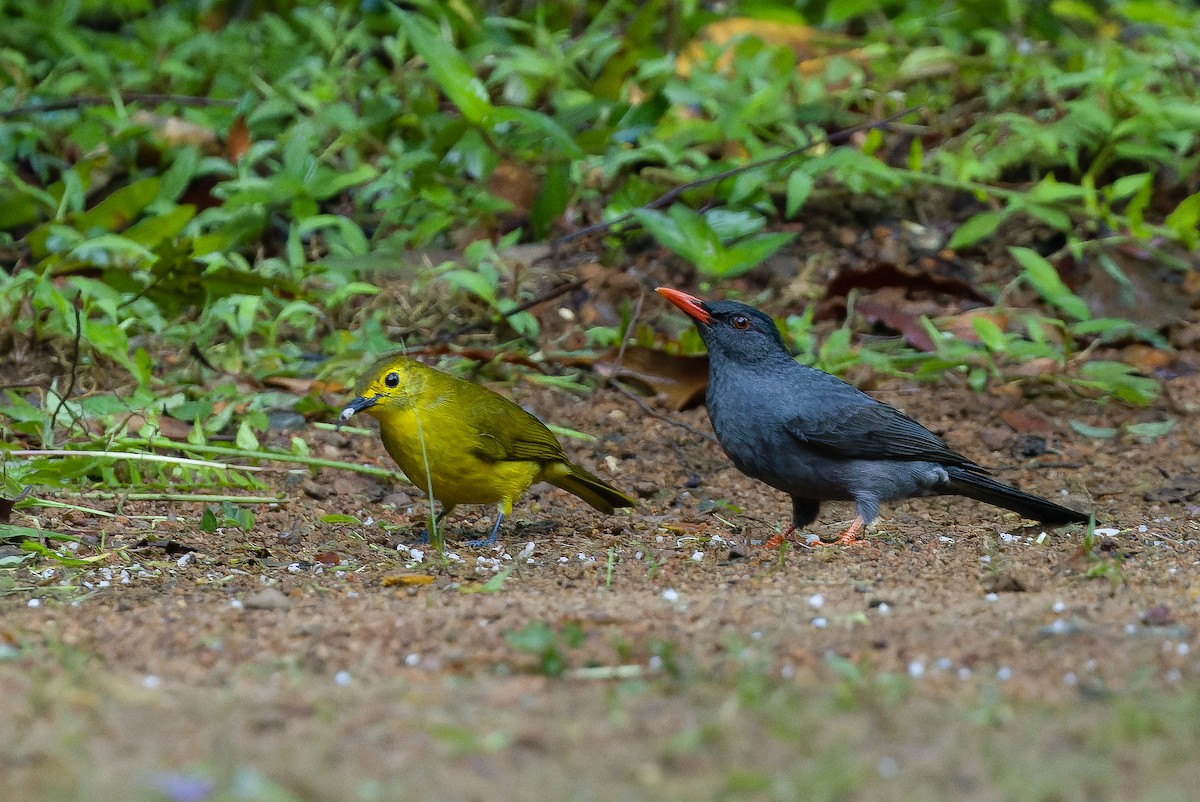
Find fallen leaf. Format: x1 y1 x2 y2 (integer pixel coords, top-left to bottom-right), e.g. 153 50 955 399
999 405 1055 434
589 346 709 411
855 295 936 352
381 573 436 587
227 114 251 163
678 18 868 80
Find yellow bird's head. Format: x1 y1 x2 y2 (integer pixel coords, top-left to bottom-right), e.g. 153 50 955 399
338 354 421 425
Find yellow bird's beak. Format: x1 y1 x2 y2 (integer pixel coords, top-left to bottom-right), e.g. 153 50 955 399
338 395 377 428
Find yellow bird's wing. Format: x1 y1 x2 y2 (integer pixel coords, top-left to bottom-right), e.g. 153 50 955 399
452 380 567 464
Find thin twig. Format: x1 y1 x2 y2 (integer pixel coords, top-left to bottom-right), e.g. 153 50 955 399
608 379 718 444
0 93 239 120
51 299 84 433
553 106 921 245
441 279 584 339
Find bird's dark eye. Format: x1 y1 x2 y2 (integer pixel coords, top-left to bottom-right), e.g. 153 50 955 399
731 315 751 330
384 372 400 388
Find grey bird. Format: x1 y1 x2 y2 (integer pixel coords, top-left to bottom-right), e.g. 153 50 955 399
657 287 1090 546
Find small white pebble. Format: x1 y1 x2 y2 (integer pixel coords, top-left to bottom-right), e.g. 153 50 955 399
409 549 424 563
229 599 244 609
690 551 704 561
27 598 40 608
333 671 352 686
876 602 891 615
518 542 535 560
957 667 972 681
648 655 663 671
176 552 194 567
142 675 161 690
1064 672 1078 686
287 563 302 573
1047 618 1070 635
936 657 953 671
346 591 359 599
999 532 1015 542
1125 623 1137 635
1138 525 1148 533
781 663 795 679
938 536 954 543
1052 600 1066 613
808 593 825 609
1178 643 1191 656
1168 567 1178 575
908 660 925 678
1166 668 1182 682
655 535 664 543
405 653 420 667
634 551 643 560
980 555 991 563
751 631 762 640
985 593 999 602
558 556 569 563
997 666 1012 681
662 589 680 603
877 757 900 779
812 617 828 629
1094 528 1120 536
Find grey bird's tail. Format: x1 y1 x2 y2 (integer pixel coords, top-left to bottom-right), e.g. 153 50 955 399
945 466 1090 526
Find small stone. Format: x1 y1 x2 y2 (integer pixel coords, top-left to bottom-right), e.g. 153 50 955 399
242 588 290 610
1142 605 1176 627
302 480 331 500
381 492 414 508
632 481 659 499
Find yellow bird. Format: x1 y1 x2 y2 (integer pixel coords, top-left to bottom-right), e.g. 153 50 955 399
339 354 635 546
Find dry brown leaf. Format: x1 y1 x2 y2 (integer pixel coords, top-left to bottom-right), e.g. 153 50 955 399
381 573 436 587
227 114 251 163
677 18 867 79
131 110 219 150
590 346 709 411
998 405 1055 435
263 376 344 396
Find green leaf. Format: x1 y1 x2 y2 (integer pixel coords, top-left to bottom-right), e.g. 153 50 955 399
1125 420 1174 440
1165 190 1200 250
1068 420 1118 439
395 11 493 126
710 232 796 279
1009 246 1090 321
72 177 161 233
529 160 570 240
320 514 362 524
785 171 814 218
970 316 1008 352
236 420 260 451
948 211 1004 250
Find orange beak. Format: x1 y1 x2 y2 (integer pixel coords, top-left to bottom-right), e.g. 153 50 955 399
656 287 712 324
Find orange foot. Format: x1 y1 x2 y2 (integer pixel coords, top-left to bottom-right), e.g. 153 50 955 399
806 516 869 548
762 524 795 550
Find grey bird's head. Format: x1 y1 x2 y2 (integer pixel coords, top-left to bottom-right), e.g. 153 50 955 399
656 287 790 367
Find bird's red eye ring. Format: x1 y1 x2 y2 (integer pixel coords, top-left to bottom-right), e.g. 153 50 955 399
731 315 751 330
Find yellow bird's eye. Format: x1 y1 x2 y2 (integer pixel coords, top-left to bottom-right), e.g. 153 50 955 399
731 315 751 330
384 372 400 388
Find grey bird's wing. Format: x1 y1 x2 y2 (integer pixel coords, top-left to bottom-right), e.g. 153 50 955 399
784 399 985 471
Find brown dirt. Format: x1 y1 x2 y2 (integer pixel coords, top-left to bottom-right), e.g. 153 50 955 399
4 367 1200 801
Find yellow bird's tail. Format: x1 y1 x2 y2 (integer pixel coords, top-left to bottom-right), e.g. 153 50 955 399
544 462 636 514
